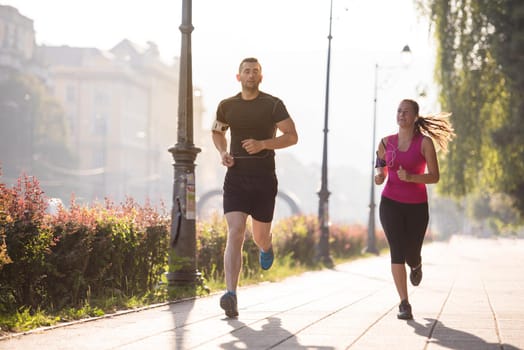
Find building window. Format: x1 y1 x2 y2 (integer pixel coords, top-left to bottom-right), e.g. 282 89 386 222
92 112 107 136
92 147 106 168
94 92 109 106
5 24 14 48
66 113 76 134
1 24 7 48
66 86 75 102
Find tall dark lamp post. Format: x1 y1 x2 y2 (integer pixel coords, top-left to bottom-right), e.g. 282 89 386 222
167 0 202 286
365 45 412 254
365 62 380 255
317 0 334 267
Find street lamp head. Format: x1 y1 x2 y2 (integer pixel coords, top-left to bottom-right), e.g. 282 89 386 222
401 44 412 65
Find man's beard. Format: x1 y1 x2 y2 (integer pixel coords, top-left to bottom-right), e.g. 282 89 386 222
243 82 259 91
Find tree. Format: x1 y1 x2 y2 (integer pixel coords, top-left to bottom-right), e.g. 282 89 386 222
418 0 524 222
0 73 76 200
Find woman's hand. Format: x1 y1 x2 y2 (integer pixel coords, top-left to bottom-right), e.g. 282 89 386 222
375 173 386 185
397 166 410 182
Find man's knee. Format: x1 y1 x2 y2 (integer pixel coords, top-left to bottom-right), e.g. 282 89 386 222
227 228 245 246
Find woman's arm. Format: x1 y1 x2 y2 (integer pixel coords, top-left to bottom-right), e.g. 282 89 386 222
375 137 388 185
397 136 440 184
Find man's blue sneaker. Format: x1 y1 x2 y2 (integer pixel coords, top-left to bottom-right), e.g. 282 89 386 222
259 247 274 270
220 291 238 318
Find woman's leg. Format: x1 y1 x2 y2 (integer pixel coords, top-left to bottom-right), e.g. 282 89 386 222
380 197 409 301
405 202 429 269
391 263 408 301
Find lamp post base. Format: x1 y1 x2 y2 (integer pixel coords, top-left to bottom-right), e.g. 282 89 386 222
364 246 379 255
166 270 203 286
318 254 334 268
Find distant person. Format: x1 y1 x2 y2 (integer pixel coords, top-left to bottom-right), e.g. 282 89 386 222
211 57 298 318
374 99 454 320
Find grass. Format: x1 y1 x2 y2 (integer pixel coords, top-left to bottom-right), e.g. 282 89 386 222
0 307 60 335
0 293 165 335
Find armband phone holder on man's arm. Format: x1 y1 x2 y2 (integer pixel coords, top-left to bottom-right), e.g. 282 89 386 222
212 120 229 132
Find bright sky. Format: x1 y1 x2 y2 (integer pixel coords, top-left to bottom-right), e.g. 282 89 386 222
3 0 438 174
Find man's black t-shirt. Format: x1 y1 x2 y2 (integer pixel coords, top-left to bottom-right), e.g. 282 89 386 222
216 92 290 175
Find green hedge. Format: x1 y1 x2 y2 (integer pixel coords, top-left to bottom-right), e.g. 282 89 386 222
0 173 387 315
0 175 170 314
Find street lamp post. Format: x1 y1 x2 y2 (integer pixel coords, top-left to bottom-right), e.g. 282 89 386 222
366 63 380 255
365 45 411 255
317 0 334 267
167 0 202 286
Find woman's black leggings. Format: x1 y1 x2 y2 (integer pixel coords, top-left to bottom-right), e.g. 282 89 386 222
379 196 428 267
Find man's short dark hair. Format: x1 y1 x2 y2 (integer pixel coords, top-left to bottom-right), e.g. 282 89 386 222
239 57 260 73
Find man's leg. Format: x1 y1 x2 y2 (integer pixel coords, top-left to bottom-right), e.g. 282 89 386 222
224 211 248 292
251 174 276 253
252 218 272 252
252 218 274 270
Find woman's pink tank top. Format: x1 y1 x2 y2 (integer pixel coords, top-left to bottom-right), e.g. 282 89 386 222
382 133 428 203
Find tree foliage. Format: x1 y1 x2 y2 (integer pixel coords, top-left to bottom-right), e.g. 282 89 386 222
418 0 524 219
0 73 76 199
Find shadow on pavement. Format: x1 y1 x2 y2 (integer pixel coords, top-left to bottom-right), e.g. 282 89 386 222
169 299 195 350
408 318 520 350
221 317 334 350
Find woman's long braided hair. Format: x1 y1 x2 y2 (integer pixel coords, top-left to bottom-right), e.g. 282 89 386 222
403 99 455 153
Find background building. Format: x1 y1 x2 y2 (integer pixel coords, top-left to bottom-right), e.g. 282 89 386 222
0 5 34 74
0 4 212 207
0 3 301 221
38 41 182 204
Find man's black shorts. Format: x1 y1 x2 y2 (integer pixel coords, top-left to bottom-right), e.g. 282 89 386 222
223 172 278 223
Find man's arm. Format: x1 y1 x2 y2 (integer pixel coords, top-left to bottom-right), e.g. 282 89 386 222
241 117 298 154
212 130 234 167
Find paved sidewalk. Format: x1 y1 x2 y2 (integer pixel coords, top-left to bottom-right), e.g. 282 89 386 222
1 235 523 350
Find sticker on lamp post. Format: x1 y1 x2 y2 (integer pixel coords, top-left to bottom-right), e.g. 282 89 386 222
323 201 329 228
185 173 196 220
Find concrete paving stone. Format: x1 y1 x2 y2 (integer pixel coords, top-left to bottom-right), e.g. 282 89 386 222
435 318 500 330
276 334 348 350
432 326 499 342
498 319 524 331
349 335 428 350
426 339 502 350
498 335 524 350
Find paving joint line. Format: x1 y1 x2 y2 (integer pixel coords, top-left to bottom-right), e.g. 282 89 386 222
482 279 504 350
267 287 389 350
423 280 455 350
191 284 386 349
